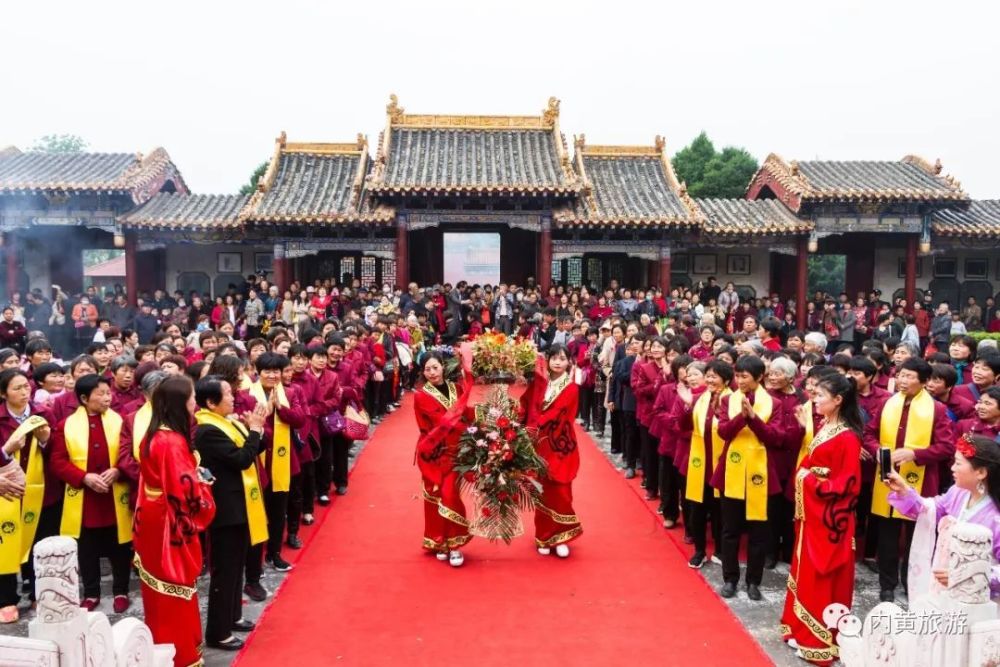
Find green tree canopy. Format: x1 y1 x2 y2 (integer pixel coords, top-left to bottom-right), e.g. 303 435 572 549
239 161 269 196
672 132 759 199
31 134 87 153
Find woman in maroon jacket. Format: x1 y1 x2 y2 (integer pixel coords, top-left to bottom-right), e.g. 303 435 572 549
631 337 671 502
649 354 692 528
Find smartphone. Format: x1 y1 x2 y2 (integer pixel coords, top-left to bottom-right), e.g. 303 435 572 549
879 448 892 481
198 467 216 484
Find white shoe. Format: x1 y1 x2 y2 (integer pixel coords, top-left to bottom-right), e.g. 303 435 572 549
537 547 551 556
555 544 570 558
448 551 464 567
710 554 722 565
787 638 799 650
435 552 448 561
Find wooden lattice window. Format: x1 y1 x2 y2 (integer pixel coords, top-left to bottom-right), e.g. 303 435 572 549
551 260 563 285
381 259 396 288
339 257 356 283
361 256 377 287
567 258 582 287
586 258 602 291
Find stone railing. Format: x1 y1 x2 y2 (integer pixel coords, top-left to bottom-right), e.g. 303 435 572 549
0 536 175 667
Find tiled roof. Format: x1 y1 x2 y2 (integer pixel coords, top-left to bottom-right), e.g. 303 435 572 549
366 96 580 195
752 153 968 203
697 198 812 236
932 200 1000 237
555 136 703 228
0 146 187 202
244 134 393 224
120 193 249 230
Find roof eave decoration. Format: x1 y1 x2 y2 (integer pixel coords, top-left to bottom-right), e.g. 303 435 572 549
366 95 581 195
555 135 705 229
931 200 1000 238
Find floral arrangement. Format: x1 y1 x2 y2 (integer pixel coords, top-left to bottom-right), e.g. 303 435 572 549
453 391 546 544
470 332 537 383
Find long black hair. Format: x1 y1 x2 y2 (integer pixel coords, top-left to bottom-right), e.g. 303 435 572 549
816 373 864 437
143 375 195 456
962 434 1000 510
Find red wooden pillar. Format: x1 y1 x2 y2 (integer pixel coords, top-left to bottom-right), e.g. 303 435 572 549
904 235 918 307
537 220 552 295
273 243 288 292
124 231 138 306
395 218 409 289
796 236 808 327
658 245 671 297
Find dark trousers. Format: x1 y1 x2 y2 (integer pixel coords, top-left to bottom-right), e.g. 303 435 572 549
857 481 880 559
264 488 288 559
0 574 17 607
639 424 658 495
20 501 62 600
768 493 795 563
287 473 303 535
689 492 722 556
621 411 639 469
720 497 771 586
206 523 249 642
246 543 263 585
592 392 606 435
365 379 378 417
658 458 681 521
495 315 513 335
78 526 132 598
609 408 622 453
315 434 334 497
878 516 916 592
332 433 351 488
578 386 594 428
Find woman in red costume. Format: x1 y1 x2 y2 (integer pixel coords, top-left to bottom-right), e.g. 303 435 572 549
413 351 472 567
133 375 216 667
520 343 583 558
780 372 862 666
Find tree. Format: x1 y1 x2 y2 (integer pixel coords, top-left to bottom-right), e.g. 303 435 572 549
672 132 759 199
239 161 269 195
31 134 87 153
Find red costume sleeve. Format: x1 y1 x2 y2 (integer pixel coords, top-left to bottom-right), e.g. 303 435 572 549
414 384 472 486
799 429 862 573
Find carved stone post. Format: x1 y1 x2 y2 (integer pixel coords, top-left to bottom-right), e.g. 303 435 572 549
29 536 91 666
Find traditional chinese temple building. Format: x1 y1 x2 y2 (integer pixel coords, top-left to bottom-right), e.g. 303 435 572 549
1 96 998 321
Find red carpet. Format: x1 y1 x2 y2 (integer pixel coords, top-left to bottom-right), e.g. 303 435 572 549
234 389 772 667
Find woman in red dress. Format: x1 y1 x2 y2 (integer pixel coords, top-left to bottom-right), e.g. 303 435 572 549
413 352 472 567
133 375 216 667
520 344 583 558
780 372 863 666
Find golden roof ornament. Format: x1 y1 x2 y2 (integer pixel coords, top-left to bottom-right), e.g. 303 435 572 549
934 158 943 175
574 134 586 150
789 160 799 177
543 97 560 126
655 135 665 152
387 94 405 123
278 131 287 147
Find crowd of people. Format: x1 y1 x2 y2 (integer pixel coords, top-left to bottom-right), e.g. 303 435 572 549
0 270 998 666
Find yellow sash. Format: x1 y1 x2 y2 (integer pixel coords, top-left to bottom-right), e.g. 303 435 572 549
723 385 773 520
132 401 153 461
795 400 814 468
686 389 729 503
249 382 291 492
59 407 132 544
871 389 935 520
0 412 45 572
195 410 269 545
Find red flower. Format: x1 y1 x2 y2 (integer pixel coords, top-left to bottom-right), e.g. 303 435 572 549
497 416 511 428
463 471 476 483
497 491 509 501
482 465 492 475
504 429 517 441
482 507 493 517
502 450 514 461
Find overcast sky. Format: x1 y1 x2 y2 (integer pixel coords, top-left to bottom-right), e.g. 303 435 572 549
3 1 997 198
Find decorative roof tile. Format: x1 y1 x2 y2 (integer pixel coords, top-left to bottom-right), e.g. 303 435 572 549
555 136 703 228
366 96 580 195
243 134 393 224
120 193 249 230
932 200 1000 237
697 198 812 236
749 153 967 205
0 146 187 203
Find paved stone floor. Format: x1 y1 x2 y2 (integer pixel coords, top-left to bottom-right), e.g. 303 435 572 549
0 406 899 666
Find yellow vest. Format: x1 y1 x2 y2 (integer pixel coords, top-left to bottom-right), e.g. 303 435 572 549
723 385 773 521
795 400 814 468
132 401 153 461
0 414 48 573
686 389 729 503
59 407 133 544
871 389 935 520
249 382 291 492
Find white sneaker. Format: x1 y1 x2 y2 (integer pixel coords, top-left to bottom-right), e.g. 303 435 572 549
787 638 799 650
435 552 448 561
710 554 722 565
537 547 551 556
555 544 570 558
448 551 464 567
